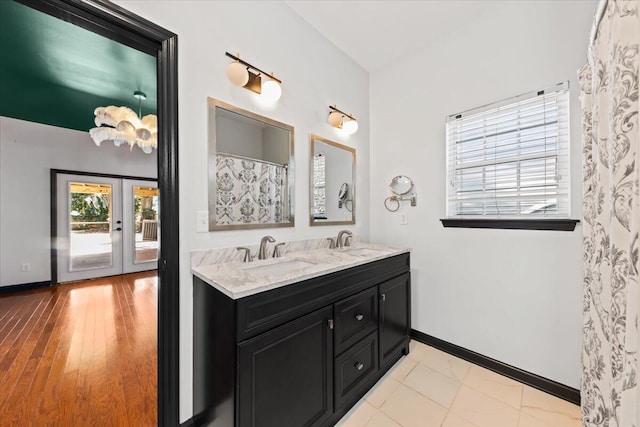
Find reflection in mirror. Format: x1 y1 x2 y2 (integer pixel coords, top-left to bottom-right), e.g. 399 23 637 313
390 175 413 195
208 98 294 230
310 134 355 226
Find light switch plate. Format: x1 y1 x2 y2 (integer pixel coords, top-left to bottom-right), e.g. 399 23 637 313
196 210 209 233
400 212 408 225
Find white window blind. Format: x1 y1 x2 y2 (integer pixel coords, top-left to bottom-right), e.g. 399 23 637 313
313 153 326 217
446 82 570 218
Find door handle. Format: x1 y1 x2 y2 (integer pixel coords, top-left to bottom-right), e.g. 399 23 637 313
354 362 364 371
355 314 364 321
116 220 122 224
115 227 122 231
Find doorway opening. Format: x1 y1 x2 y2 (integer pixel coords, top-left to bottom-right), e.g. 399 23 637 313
1 0 179 425
53 171 159 284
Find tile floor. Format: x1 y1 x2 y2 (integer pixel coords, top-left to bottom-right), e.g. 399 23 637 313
337 340 582 427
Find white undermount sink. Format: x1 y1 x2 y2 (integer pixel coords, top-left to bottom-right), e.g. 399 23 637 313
342 247 388 257
242 259 316 277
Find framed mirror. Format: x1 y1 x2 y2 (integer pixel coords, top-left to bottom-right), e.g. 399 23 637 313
208 98 294 230
309 134 355 226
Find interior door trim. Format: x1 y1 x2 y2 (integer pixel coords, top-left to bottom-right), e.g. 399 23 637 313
24 0 181 424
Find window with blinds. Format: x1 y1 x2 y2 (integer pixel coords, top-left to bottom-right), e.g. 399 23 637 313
446 82 570 219
312 153 326 217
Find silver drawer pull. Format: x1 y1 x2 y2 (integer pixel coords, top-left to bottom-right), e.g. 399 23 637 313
354 362 364 371
355 314 364 321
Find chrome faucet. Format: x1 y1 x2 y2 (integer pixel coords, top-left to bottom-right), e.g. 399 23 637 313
326 237 336 249
344 235 353 247
273 242 285 258
336 230 353 248
237 247 253 263
259 236 276 260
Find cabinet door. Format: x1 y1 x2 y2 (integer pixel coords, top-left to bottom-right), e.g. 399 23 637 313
379 273 411 367
238 306 333 427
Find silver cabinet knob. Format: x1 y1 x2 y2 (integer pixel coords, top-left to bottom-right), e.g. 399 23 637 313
355 314 364 321
354 362 364 371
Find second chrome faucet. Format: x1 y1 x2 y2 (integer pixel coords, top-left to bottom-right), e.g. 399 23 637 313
258 236 276 260
237 235 277 262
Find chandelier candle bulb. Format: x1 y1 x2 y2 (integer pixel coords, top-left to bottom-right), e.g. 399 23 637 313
89 91 157 154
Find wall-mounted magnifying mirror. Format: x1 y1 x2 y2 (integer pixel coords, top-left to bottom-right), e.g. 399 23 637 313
390 175 413 195
338 183 349 207
310 134 355 226
385 175 417 212
208 98 294 230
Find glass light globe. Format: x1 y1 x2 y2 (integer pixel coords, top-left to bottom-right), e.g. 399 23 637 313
261 79 282 102
342 118 358 134
116 120 135 133
226 62 249 86
328 111 343 128
136 128 151 140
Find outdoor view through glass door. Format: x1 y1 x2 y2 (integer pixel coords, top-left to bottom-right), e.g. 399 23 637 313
56 173 158 283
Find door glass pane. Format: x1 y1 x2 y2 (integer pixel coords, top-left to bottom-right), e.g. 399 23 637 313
133 186 159 263
69 182 113 271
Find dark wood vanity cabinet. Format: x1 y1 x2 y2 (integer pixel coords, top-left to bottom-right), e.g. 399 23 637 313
238 306 334 427
379 273 411 367
193 253 410 427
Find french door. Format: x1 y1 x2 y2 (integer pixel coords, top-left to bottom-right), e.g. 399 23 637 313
56 173 158 283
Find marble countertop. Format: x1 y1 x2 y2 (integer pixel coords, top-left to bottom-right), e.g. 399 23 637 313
192 243 410 299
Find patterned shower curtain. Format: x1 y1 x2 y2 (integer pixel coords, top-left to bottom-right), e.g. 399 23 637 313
216 154 288 225
578 1 640 426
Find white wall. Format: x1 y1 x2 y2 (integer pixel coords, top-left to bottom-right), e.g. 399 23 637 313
370 1 594 388
0 117 157 287
114 1 370 421
216 114 263 160
262 126 290 165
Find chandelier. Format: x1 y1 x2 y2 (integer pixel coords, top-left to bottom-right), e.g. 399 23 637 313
89 91 157 154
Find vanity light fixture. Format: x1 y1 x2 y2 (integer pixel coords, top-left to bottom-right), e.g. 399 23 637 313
328 105 358 135
225 52 282 102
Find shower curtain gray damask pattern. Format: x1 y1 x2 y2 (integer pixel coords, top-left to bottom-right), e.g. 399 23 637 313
579 1 640 426
216 154 287 225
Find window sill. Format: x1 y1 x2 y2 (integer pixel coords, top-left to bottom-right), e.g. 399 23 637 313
440 218 580 231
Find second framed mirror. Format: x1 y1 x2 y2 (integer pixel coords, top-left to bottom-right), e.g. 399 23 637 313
310 134 355 226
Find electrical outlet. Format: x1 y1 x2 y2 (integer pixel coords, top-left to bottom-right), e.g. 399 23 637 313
400 212 408 225
196 211 209 233
21 263 31 272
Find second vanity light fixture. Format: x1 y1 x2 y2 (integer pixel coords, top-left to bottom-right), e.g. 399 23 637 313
225 52 282 102
328 105 358 135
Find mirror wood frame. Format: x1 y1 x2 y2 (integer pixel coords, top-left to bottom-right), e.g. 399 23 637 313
14 0 180 425
309 133 356 227
208 97 295 231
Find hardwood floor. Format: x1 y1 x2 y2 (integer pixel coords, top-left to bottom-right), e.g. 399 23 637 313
0 272 157 426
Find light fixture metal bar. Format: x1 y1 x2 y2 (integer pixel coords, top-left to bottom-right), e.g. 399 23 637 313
329 105 356 121
225 51 282 83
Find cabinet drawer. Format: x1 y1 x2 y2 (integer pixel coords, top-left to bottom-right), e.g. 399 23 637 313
237 253 410 341
334 332 378 409
334 287 378 355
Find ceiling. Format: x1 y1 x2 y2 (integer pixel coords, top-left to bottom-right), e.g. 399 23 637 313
0 0 156 132
285 1 502 72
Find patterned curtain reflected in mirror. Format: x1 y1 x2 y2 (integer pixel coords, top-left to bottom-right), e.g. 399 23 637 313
215 153 288 225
